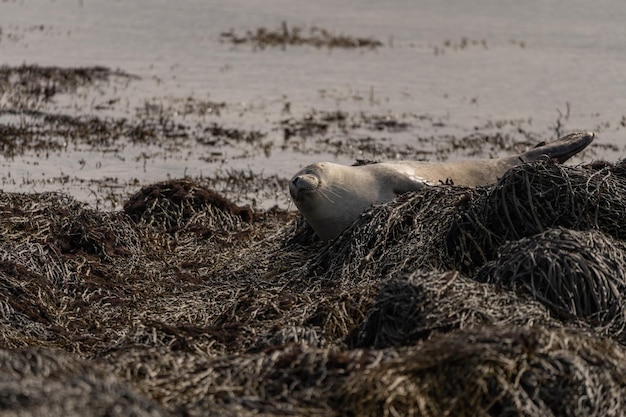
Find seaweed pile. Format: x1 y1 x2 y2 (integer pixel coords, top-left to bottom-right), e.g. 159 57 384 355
2 160 626 416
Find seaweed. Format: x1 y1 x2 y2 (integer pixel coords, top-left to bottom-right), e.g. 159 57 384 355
477 228 626 339
220 22 383 50
449 161 626 272
1 158 626 416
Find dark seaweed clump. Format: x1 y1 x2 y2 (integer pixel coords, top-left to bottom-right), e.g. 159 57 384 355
2 155 626 417
220 22 383 49
449 160 626 270
123 179 254 233
477 228 626 329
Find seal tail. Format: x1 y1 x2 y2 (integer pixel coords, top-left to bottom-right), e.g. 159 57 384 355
519 131 595 163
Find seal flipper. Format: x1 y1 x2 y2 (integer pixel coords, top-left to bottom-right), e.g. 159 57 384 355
517 131 595 164
381 164 430 196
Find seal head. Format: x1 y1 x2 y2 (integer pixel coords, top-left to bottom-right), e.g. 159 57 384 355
289 161 428 240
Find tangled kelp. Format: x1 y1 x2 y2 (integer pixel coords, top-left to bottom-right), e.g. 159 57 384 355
478 228 626 339
103 344 387 416
3 326 624 417
2 159 626 416
338 326 626 417
123 179 254 234
352 270 558 349
72 327 626 417
449 161 626 271
0 347 173 417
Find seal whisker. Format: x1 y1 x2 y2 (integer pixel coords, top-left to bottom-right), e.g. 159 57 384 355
323 184 348 200
316 187 337 204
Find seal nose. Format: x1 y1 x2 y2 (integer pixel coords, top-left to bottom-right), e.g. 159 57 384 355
289 176 301 200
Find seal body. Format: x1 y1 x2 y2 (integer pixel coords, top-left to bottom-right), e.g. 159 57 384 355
289 131 595 241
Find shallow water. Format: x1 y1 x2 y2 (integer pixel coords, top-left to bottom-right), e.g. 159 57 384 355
1 0 625 208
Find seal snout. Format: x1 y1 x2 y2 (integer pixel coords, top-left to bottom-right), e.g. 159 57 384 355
289 176 302 200
289 173 320 201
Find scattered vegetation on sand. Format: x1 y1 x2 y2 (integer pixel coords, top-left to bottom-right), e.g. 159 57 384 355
0 64 136 107
220 22 383 49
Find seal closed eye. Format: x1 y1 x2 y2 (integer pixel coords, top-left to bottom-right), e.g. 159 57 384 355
289 131 595 241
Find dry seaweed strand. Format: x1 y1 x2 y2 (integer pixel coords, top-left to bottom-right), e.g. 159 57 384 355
4 325 626 417
0 186 273 356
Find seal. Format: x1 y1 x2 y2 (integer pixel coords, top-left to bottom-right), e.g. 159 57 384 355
289 131 595 240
